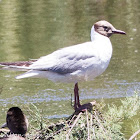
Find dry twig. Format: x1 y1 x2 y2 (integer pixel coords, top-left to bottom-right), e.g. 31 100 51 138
129 129 140 140
66 112 82 140
93 110 111 140
86 109 90 140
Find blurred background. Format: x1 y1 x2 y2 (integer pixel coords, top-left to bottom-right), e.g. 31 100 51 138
0 0 139 138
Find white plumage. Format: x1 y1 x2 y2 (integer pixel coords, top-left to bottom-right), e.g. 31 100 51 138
16 26 112 83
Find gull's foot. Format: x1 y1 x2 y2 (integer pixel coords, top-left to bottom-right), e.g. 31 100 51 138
74 101 96 113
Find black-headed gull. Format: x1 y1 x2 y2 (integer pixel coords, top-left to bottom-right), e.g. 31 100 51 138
0 20 126 111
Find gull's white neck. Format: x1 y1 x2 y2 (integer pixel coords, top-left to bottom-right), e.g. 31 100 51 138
90 25 113 62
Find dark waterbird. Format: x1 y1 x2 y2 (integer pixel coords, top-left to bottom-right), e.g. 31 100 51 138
0 107 28 140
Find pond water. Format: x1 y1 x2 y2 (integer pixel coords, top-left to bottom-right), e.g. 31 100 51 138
0 0 140 139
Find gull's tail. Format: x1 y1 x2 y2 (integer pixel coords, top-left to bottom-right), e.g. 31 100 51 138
0 60 36 71
0 60 39 79
15 70 39 79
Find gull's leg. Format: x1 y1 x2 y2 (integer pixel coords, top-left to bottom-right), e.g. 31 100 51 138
73 83 96 112
76 83 81 108
74 83 78 110
74 83 81 110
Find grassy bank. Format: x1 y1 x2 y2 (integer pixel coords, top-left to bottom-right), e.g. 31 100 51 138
0 93 140 140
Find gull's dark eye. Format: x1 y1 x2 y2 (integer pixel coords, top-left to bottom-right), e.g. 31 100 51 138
103 26 110 32
103 26 108 29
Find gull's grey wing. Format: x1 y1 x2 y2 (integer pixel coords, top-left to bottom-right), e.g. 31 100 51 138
46 54 96 74
29 42 100 74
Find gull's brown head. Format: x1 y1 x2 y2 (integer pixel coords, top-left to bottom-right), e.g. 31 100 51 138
94 20 126 37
